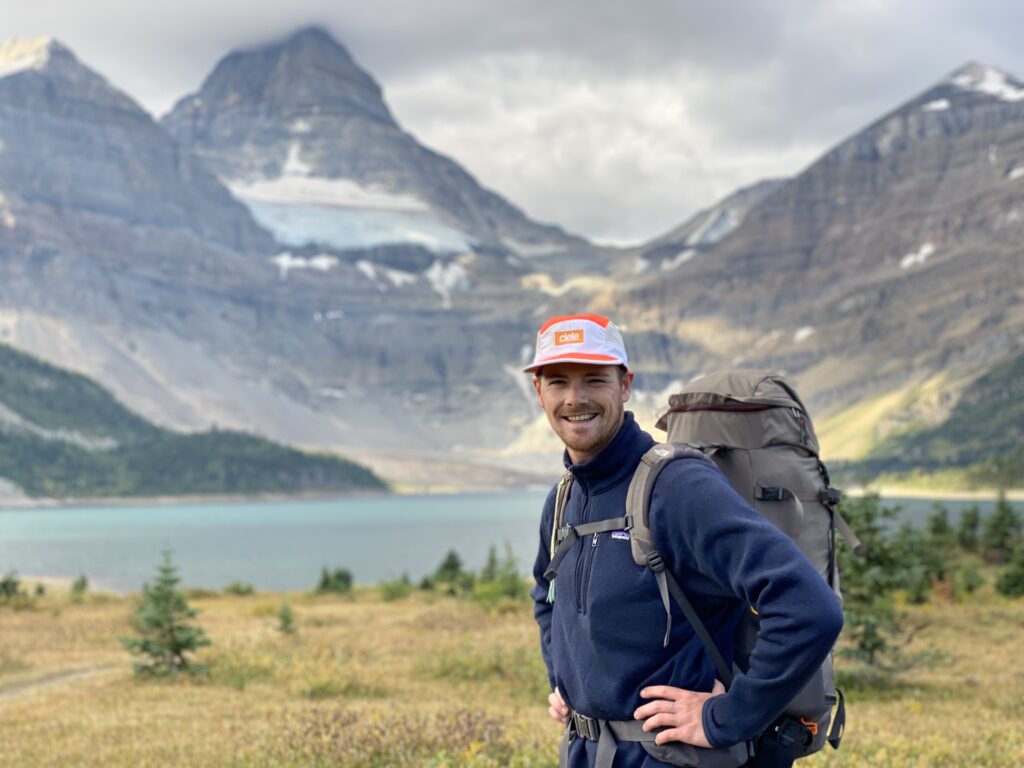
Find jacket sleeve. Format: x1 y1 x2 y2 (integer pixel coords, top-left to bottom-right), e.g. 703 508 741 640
530 486 558 691
650 459 844 748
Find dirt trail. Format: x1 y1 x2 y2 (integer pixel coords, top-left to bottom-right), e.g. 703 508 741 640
0 664 122 701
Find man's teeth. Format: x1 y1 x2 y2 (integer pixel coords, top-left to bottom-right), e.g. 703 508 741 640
566 414 596 422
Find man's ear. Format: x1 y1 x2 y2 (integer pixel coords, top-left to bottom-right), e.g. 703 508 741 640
620 370 634 403
533 374 543 405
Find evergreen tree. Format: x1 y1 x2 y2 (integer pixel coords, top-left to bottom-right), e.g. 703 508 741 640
122 551 210 675
981 492 1022 564
277 603 296 634
480 545 500 583
435 550 464 582
995 545 1024 598
957 505 980 552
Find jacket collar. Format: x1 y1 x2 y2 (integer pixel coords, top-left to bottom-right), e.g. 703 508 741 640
563 411 654 494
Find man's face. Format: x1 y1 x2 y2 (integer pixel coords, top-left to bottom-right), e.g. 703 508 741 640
533 363 634 464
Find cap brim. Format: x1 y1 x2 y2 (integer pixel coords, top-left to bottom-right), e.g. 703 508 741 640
523 352 626 373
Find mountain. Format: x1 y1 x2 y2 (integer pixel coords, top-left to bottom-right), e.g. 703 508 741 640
161 26 589 263
0 341 386 503
631 179 786 274
614 62 1024 486
0 34 578 489
6 32 1019 491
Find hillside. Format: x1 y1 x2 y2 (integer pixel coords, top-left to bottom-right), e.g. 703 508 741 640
0 343 386 500
831 352 1024 489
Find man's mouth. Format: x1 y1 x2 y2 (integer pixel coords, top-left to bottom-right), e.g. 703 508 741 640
564 413 597 422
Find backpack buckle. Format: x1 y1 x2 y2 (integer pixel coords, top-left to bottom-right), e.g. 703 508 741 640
569 712 601 741
820 487 842 506
645 550 665 573
556 524 573 543
772 717 815 749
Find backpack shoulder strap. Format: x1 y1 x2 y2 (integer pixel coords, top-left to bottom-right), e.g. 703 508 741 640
626 443 734 687
627 443 712 567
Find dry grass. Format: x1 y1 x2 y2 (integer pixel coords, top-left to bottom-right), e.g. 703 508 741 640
0 586 1022 767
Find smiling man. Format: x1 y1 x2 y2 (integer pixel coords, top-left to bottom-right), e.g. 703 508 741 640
526 314 842 768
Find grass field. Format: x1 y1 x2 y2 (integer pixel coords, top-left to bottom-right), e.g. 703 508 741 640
1 584 1022 767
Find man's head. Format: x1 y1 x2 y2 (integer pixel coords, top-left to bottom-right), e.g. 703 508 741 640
525 314 634 464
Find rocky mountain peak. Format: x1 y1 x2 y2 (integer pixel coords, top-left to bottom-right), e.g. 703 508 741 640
166 25 392 127
0 36 60 76
941 61 1024 102
0 34 142 114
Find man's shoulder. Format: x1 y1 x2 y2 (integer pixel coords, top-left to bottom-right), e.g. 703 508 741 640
651 449 724 487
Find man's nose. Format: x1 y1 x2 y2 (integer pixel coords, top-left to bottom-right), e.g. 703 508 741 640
565 380 589 404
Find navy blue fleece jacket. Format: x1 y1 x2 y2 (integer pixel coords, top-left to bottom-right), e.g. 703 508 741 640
531 412 843 763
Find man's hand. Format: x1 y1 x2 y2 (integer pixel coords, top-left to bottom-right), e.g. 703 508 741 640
633 679 726 747
548 687 569 725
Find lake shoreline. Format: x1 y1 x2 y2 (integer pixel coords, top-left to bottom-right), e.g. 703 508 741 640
845 485 1024 502
3 483 1021 512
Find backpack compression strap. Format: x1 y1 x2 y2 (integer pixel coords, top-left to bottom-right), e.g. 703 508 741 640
625 444 735 687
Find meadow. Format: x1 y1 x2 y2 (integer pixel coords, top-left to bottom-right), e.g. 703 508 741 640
0 576 1022 768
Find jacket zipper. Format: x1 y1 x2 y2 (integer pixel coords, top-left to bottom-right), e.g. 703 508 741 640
573 493 594 613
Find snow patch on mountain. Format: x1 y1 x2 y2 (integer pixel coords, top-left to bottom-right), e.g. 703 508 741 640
356 260 377 281
900 242 936 269
501 238 569 258
229 176 426 210
662 249 697 271
688 207 739 247
282 142 313 176
425 260 469 309
950 66 1024 102
0 37 53 79
384 268 417 288
271 252 338 279
1009 165 1024 181
239 198 472 253
923 98 951 112
793 327 815 343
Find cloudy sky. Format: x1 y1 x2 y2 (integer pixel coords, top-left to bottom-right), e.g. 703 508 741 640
6 1 1024 244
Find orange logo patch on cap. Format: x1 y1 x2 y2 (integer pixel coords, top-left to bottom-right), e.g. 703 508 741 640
555 329 584 346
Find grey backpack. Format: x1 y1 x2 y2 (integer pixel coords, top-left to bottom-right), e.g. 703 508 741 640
626 370 859 757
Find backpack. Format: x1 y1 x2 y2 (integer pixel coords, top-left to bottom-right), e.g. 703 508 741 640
626 370 859 758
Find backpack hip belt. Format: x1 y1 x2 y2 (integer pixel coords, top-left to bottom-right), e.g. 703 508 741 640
560 709 752 768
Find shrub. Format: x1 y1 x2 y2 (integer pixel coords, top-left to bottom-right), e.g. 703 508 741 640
277 604 296 635
433 549 474 596
122 551 211 675
981 492 1022 564
837 495 937 674
955 560 985 597
316 567 353 595
0 571 23 601
224 581 255 596
70 575 88 603
957 504 981 551
379 574 413 601
995 546 1024 598
473 544 527 610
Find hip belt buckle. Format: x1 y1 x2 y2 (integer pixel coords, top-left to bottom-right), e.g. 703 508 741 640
570 711 601 741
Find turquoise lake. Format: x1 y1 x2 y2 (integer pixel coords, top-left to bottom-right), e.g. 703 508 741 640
0 492 1004 593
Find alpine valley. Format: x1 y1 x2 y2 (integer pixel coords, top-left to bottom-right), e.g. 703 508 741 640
0 28 1020 498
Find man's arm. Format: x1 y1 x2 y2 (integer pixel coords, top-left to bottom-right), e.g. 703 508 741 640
645 459 843 748
530 487 558 692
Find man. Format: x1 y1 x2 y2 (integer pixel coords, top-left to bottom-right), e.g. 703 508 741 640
527 313 843 768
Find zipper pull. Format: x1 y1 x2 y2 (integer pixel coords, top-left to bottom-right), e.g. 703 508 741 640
592 533 599 547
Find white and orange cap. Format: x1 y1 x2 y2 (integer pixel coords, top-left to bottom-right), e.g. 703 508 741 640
523 313 628 373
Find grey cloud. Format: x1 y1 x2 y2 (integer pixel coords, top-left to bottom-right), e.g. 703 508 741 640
5 0 1024 242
